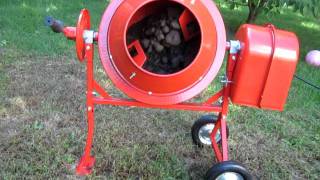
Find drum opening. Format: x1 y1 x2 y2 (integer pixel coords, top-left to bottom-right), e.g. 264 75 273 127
126 0 201 75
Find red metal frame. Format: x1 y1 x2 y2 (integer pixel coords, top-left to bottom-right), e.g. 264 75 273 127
58 8 237 176
73 38 237 174
127 40 147 67
179 8 199 41
49 4 300 176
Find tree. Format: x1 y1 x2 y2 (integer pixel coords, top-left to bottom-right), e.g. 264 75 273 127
224 0 320 23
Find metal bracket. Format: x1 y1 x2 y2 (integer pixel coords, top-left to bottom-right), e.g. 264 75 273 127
86 91 98 96
229 40 241 54
93 32 98 40
220 75 232 86
83 30 95 44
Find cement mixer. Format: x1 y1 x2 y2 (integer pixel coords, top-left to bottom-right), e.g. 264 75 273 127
46 0 299 179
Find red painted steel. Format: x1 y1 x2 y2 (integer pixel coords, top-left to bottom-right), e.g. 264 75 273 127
94 97 222 112
76 43 96 175
62 9 232 175
93 80 111 98
49 3 300 176
83 50 235 174
231 24 299 111
211 119 223 162
98 0 226 105
204 89 223 105
127 40 147 67
76 9 91 61
221 53 237 161
63 27 76 40
179 9 199 41
78 41 231 175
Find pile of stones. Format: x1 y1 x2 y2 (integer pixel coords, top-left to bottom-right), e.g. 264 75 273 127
127 7 200 74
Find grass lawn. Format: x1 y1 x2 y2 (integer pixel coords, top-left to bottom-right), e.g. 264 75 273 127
0 0 319 179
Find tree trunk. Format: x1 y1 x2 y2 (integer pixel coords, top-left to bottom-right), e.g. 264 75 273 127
246 0 268 23
246 9 258 23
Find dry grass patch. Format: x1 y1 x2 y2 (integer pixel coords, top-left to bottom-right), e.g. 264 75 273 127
0 53 318 179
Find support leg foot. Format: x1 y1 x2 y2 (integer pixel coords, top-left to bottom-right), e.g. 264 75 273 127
76 155 96 175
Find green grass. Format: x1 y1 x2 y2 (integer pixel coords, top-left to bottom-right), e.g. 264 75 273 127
0 0 319 179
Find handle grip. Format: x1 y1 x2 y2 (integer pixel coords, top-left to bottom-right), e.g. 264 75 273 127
45 16 64 33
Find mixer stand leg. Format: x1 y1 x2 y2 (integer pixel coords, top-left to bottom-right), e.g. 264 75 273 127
76 43 96 175
76 104 95 175
209 113 229 162
209 51 238 162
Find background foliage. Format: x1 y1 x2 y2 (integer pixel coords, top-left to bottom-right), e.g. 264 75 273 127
223 0 320 22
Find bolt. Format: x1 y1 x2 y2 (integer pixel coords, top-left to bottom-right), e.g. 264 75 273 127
148 91 152 95
130 72 136 79
88 106 93 112
94 32 98 38
86 45 90 50
232 56 236 60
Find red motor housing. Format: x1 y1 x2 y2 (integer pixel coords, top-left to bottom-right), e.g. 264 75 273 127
230 24 300 111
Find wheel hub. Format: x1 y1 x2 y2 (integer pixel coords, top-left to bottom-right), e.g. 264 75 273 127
198 124 221 145
216 172 244 180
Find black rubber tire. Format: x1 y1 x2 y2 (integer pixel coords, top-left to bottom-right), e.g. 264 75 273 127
191 115 229 148
205 161 253 180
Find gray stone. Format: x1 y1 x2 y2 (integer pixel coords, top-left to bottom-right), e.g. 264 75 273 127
153 41 164 53
145 27 156 36
161 56 168 64
170 20 180 30
165 30 181 46
162 26 170 34
157 32 165 41
141 39 150 49
160 20 166 27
